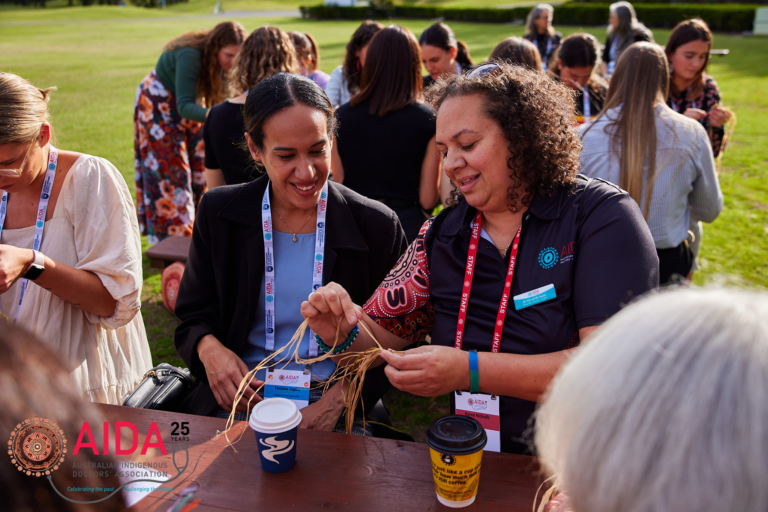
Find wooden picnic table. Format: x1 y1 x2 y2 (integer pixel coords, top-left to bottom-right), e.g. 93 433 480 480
145 236 191 270
98 404 545 511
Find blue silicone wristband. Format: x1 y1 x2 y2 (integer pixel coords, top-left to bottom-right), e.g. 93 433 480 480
469 350 479 394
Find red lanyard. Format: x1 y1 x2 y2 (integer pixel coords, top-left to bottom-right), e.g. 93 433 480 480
454 212 522 353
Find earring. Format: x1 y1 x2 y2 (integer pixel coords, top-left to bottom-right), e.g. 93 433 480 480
669 62 674 74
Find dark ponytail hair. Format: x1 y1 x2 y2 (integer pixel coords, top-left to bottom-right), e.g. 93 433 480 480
343 20 384 94
419 22 474 69
288 31 322 74
243 74 336 159
550 33 607 91
554 33 599 70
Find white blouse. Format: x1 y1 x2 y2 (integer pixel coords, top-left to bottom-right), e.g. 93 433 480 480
0 153 152 405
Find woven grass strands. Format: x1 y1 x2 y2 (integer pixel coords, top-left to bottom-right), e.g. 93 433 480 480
217 318 395 451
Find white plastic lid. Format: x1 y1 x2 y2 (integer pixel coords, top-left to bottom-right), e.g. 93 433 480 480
249 398 302 433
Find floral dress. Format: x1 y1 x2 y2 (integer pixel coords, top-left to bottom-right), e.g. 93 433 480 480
134 71 206 245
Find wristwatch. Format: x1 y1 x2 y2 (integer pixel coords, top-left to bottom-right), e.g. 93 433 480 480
23 250 45 281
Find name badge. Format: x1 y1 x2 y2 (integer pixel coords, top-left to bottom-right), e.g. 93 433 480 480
454 391 501 452
264 368 311 410
513 284 556 310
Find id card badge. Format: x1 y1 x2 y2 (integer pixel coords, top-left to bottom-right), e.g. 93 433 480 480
454 391 501 452
514 284 556 310
264 367 311 410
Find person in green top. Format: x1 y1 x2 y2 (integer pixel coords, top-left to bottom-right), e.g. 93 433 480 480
134 21 247 245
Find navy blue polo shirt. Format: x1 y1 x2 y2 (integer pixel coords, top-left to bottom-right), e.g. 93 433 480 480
425 175 658 454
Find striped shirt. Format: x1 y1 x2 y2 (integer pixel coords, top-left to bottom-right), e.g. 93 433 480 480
579 105 723 249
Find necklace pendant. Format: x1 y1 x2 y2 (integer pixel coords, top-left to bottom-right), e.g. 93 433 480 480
293 233 298 242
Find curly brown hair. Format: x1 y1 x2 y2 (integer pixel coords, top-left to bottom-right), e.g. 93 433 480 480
230 26 301 96
426 63 581 211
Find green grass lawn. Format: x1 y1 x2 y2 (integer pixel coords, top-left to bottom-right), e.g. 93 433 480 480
1 7 766 437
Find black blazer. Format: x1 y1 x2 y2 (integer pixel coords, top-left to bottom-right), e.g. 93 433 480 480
174 175 408 416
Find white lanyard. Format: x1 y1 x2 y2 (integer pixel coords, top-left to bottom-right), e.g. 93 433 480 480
583 84 591 124
0 146 57 321
261 180 328 357
541 37 553 72
608 37 618 75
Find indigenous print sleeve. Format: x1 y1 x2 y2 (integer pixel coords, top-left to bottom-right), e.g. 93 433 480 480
363 219 435 342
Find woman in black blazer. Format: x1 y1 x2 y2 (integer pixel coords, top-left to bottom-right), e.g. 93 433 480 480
174 74 407 430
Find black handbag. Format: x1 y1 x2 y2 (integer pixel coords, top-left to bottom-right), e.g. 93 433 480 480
122 363 194 412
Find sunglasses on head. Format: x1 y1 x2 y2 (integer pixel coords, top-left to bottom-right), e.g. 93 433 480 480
467 63 502 80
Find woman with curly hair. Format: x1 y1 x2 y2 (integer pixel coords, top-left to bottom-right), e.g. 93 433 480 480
203 26 300 188
135 21 247 244
303 62 659 455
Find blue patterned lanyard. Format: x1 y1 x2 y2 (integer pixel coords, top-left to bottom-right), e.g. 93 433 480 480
583 84 591 124
0 146 57 321
541 37 553 72
261 180 329 357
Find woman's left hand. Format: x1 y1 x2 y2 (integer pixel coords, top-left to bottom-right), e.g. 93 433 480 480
379 345 470 397
0 245 33 293
299 379 349 431
708 106 731 128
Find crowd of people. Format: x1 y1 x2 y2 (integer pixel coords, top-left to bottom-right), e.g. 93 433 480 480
1 3 756 509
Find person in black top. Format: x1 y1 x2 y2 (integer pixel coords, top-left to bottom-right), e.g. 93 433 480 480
419 22 474 91
523 4 562 72
601 1 653 79
334 25 441 243
203 26 300 188
548 33 608 124
304 63 658 454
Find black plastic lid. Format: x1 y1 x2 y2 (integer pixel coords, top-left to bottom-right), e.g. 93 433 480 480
426 415 487 456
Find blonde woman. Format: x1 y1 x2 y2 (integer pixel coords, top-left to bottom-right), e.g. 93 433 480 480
0 72 151 404
536 288 768 512
580 43 722 284
134 21 246 245
203 26 301 188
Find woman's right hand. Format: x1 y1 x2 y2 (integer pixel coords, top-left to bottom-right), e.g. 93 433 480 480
301 282 363 346
197 334 263 412
683 108 708 122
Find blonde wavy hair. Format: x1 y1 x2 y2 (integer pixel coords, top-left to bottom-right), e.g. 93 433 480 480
230 26 301 96
0 72 56 145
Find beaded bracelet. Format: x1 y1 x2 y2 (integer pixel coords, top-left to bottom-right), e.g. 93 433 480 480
315 324 359 355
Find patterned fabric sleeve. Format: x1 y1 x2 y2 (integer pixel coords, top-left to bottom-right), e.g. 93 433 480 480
703 77 726 158
363 219 435 343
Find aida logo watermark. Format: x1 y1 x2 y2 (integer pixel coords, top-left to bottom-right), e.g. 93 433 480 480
466 397 488 411
8 417 67 477
8 417 190 504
